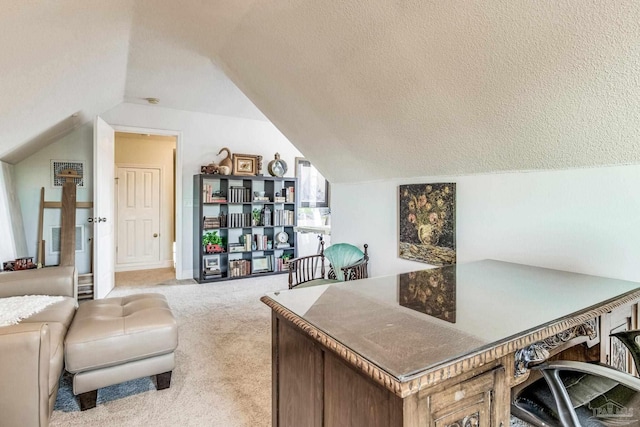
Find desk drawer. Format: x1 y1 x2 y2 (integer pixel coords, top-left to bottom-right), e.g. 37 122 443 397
429 367 505 427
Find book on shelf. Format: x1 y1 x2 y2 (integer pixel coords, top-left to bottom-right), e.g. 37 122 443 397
203 216 220 229
274 257 290 272
276 242 291 249
228 243 245 253
274 209 295 226
228 212 250 228
228 187 251 203
244 233 253 251
274 196 286 203
202 184 226 203
253 196 270 202
253 234 269 251
203 271 222 279
283 186 295 203
229 259 251 277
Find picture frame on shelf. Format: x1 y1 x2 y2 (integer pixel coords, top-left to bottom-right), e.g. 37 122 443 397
232 154 261 176
203 255 221 276
295 157 329 207
252 256 270 273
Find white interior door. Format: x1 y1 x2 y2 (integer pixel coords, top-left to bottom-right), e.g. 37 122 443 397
93 116 115 299
116 166 161 268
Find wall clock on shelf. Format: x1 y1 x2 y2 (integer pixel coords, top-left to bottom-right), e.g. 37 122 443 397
268 153 287 177
275 231 290 248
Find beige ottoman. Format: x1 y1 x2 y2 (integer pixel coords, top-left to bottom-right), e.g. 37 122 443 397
64 293 178 410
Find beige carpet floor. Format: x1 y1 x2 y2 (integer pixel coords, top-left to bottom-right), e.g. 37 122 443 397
50 271 286 427
115 267 179 287
50 268 532 427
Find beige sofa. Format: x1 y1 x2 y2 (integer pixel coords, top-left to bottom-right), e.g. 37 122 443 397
0 266 77 427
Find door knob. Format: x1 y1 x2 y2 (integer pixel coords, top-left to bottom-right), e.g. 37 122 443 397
153 233 158 238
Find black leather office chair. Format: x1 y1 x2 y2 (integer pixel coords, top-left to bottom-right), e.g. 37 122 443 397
611 329 640 374
512 330 640 426
512 360 640 426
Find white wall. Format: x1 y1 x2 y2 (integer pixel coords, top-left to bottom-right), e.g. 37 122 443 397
102 103 303 279
332 164 640 282
14 123 93 273
0 161 27 264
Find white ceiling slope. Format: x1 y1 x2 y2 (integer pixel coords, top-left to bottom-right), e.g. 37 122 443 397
123 0 266 120
0 0 134 163
0 0 265 164
215 1 640 183
2 1 640 184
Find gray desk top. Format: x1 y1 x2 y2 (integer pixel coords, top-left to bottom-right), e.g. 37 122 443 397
263 260 640 380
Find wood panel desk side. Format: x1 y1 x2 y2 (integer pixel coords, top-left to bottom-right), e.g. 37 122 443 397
262 286 640 399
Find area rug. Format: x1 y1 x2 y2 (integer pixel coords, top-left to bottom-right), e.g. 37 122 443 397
49 273 532 427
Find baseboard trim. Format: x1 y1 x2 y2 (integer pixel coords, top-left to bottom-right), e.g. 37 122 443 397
115 260 173 272
179 269 194 281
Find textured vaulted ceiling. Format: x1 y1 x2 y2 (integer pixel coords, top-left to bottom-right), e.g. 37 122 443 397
1 1 640 183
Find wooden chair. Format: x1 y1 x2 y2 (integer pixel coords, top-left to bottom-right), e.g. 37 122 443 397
288 241 369 289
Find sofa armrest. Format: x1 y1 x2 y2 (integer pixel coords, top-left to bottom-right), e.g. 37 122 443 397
0 266 77 299
0 323 51 427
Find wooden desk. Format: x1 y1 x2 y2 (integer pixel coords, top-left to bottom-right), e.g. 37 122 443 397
261 260 640 427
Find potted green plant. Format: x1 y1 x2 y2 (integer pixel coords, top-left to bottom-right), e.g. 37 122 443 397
252 208 261 226
202 231 224 253
281 253 292 266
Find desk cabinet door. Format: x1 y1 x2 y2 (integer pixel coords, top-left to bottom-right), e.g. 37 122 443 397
428 367 506 427
601 304 636 375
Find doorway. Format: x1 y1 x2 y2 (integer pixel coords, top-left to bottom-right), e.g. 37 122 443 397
114 132 177 275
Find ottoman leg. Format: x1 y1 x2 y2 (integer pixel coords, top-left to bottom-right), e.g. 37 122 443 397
156 371 172 390
78 390 98 411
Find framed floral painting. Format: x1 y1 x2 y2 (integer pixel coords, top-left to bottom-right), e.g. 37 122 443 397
399 183 456 265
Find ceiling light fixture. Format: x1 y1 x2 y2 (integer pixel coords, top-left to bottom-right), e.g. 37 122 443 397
145 97 160 105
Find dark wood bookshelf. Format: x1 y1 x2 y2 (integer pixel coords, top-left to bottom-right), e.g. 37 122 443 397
193 174 297 283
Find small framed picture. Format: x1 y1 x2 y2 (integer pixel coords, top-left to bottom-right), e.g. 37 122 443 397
232 154 260 176
252 256 270 273
203 255 220 273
